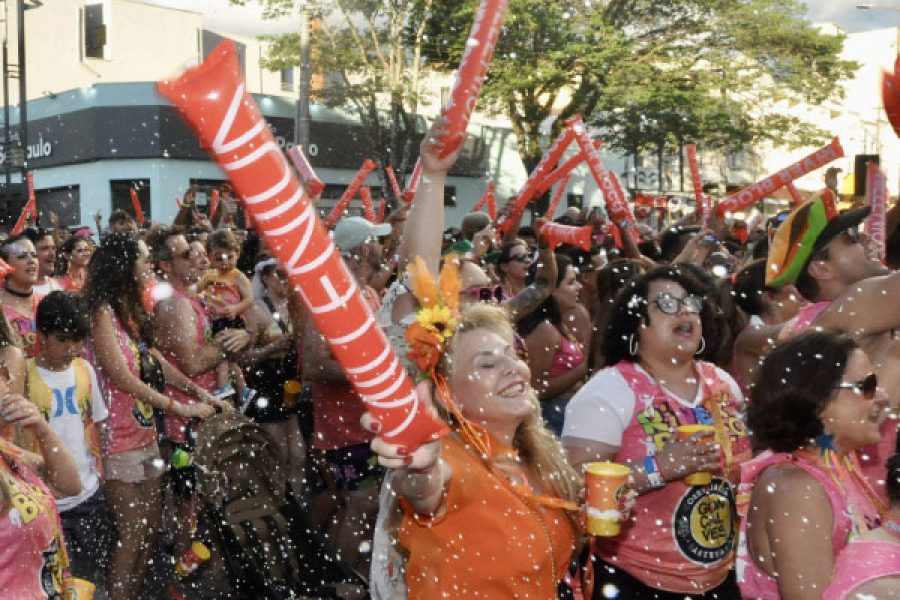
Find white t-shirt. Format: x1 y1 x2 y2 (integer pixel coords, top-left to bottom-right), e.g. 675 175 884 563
34 362 108 511
32 277 62 297
562 363 743 447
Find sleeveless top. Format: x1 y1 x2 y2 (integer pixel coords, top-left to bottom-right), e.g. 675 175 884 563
161 290 217 444
778 300 830 340
25 358 102 478
736 451 882 599
244 294 300 423
91 314 156 454
3 295 42 358
593 360 752 594
546 326 585 378
0 442 67 599
822 538 900 600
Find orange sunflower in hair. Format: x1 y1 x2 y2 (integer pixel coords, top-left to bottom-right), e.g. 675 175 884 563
404 256 460 376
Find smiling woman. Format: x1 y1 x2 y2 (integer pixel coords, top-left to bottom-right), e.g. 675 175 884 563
364 303 583 598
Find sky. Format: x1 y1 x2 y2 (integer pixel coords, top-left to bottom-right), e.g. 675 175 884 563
143 0 900 36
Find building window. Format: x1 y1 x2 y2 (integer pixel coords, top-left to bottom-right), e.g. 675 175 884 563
281 68 295 92
444 186 456 207
83 1 108 60
36 186 81 228
110 179 150 222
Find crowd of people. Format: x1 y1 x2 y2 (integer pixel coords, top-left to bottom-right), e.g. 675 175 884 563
1 120 900 600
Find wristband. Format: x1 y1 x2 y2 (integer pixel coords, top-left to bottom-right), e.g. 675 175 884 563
644 455 665 489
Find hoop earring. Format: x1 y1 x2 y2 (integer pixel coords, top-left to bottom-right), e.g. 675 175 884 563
628 334 639 357
695 336 706 356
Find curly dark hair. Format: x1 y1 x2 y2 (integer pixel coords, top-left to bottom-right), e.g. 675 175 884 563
731 259 771 317
887 438 900 505
83 233 155 346
748 330 857 453
601 265 714 368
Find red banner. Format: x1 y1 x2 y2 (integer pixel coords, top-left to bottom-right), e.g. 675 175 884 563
158 41 447 449
326 159 377 228
866 162 887 261
11 172 37 235
544 172 572 220
717 138 844 216
287 146 325 198
434 0 509 158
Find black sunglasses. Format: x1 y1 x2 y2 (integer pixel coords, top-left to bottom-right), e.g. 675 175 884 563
650 293 703 315
508 254 532 263
833 372 878 400
462 284 503 303
840 227 861 245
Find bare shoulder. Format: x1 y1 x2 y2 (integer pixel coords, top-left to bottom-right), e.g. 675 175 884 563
753 460 831 515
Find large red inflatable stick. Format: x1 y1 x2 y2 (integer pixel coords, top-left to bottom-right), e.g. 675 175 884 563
486 185 497 221
402 159 422 204
567 116 636 228
326 159 377 228
11 172 37 235
385 166 402 202
785 182 804 205
360 187 376 223
608 171 642 243
287 146 325 198
866 162 887 261
883 55 900 139
535 140 601 197
209 189 220 220
377 196 386 224
544 172 571 220
129 188 146 227
496 128 576 232
473 181 495 212
540 221 592 252
716 138 844 217
433 0 509 158
686 144 704 211
158 41 447 449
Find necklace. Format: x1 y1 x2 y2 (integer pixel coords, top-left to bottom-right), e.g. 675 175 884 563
3 285 33 298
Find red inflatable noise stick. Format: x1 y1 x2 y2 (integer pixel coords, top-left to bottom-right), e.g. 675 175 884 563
157 40 447 450
433 0 509 158
0 258 15 279
129 188 146 226
540 222 592 252
288 146 326 198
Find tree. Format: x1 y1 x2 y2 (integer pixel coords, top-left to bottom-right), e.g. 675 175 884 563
417 0 857 184
232 0 435 203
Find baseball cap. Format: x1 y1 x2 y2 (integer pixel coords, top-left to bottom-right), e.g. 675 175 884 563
332 216 391 253
766 197 870 287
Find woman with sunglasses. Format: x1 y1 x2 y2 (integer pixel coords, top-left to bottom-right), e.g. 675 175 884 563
563 265 751 598
496 240 532 300
240 259 305 497
738 329 888 600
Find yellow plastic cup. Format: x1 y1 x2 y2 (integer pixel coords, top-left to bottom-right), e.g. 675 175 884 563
583 461 631 537
676 424 716 486
283 379 303 408
62 577 95 600
175 541 212 578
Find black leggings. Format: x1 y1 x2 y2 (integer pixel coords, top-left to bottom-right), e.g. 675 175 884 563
592 558 741 599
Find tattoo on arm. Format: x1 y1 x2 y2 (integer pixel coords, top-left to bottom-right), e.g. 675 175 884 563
504 281 551 320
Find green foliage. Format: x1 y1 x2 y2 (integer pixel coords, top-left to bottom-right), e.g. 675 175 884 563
417 0 857 171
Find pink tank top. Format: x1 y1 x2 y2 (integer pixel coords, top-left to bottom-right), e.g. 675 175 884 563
0 448 67 599
92 315 157 454
547 328 585 378
593 360 751 594
161 291 217 444
823 538 900 600
736 451 880 599
778 300 830 339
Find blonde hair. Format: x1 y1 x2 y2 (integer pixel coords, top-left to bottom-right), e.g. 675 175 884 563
442 303 582 516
